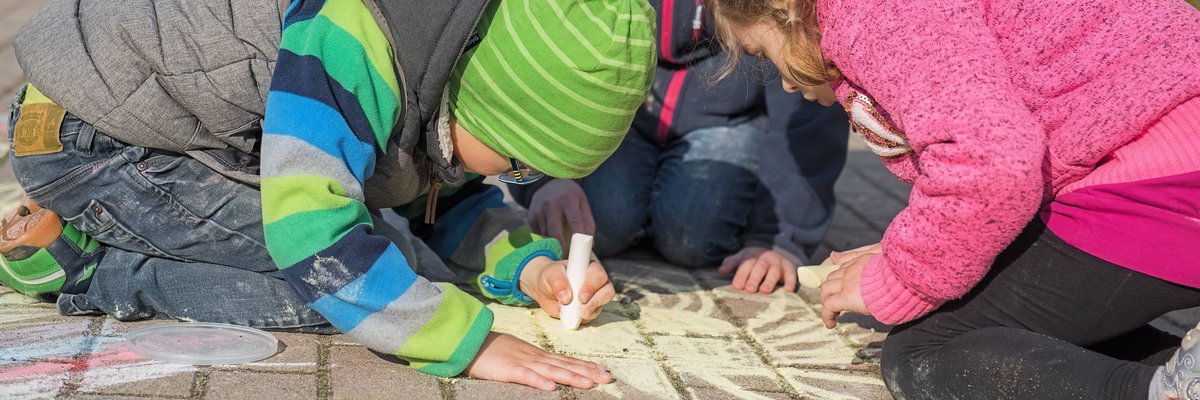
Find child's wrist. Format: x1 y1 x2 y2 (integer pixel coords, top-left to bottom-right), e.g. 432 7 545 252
476 236 561 305
518 256 555 298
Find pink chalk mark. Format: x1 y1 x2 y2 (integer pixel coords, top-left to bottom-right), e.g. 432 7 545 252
0 348 147 381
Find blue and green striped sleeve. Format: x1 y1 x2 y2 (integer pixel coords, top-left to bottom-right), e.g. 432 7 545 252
261 0 491 377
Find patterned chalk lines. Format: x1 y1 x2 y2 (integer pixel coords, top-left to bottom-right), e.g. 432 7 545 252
0 254 891 399
0 249 894 400
485 257 892 399
0 240 901 400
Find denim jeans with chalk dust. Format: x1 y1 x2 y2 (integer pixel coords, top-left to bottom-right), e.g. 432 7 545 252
7 87 331 331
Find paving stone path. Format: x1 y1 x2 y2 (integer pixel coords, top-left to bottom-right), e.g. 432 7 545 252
0 239 892 400
0 146 903 400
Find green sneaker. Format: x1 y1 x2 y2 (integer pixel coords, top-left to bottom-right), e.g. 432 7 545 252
0 247 65 297
0 198 102 298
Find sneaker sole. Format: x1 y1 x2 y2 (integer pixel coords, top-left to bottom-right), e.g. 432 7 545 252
0 251 64 296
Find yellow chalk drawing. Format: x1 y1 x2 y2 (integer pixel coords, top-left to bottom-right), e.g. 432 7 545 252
781 368 889 400
479 257 889 398
537 309 652 358
624 275 739 337
589 357 681 400
686 375 783 400
1 248 889 399
744 294 859 366
485 303 542 344
657 336 786 399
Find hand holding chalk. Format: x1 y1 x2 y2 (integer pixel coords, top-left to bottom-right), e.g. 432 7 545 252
560 233 593 330
796 264 840 289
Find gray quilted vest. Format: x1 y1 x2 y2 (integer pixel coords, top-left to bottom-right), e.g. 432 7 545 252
14 0 487 208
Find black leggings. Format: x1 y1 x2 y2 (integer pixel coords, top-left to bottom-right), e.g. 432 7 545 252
881 221 1200 400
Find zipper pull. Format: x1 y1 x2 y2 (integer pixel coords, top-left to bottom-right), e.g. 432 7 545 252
692 4 704 31
424 171 441 225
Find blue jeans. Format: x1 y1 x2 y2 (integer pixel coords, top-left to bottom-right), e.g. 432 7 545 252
7 87 331 331
580 120 765 268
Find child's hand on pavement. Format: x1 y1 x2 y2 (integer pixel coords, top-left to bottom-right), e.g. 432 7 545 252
528 179 595 249
719 247 797 294
464 332 613 391
519 256 616 324
819 252 873 329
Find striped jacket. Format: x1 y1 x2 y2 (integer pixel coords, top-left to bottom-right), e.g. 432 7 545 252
263 0 564 377
18 0 559 377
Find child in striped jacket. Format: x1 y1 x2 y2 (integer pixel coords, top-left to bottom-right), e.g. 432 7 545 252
4 0 654 390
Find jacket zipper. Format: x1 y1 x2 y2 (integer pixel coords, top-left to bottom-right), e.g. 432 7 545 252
423 5 487 226
424 170 441 224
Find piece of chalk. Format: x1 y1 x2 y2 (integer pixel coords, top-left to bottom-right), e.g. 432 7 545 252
560 233 593 330
796 264 840 289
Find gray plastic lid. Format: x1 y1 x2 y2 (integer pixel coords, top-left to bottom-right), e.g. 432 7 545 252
125 322 279 365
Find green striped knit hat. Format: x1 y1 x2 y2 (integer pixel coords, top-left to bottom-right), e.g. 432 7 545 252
448 0 656 178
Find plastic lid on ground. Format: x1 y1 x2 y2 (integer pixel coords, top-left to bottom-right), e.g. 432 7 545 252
125 322 279 365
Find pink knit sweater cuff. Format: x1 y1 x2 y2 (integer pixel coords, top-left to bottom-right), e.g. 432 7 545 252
859 256 942 325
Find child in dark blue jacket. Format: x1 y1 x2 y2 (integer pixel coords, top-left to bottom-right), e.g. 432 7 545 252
510 0 849 294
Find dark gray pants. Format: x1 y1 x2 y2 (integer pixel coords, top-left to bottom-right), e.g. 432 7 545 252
882 220 1200 399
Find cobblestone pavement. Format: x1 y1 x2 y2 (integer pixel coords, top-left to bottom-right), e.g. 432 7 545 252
0 140 903 400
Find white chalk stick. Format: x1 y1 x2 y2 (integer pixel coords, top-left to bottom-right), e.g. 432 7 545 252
560 233 593 330
796 264 840 289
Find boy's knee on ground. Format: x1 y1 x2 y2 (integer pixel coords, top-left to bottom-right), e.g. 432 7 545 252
647 193 742 268
591 219 641 257
587 196 648 257
651 222 735 269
